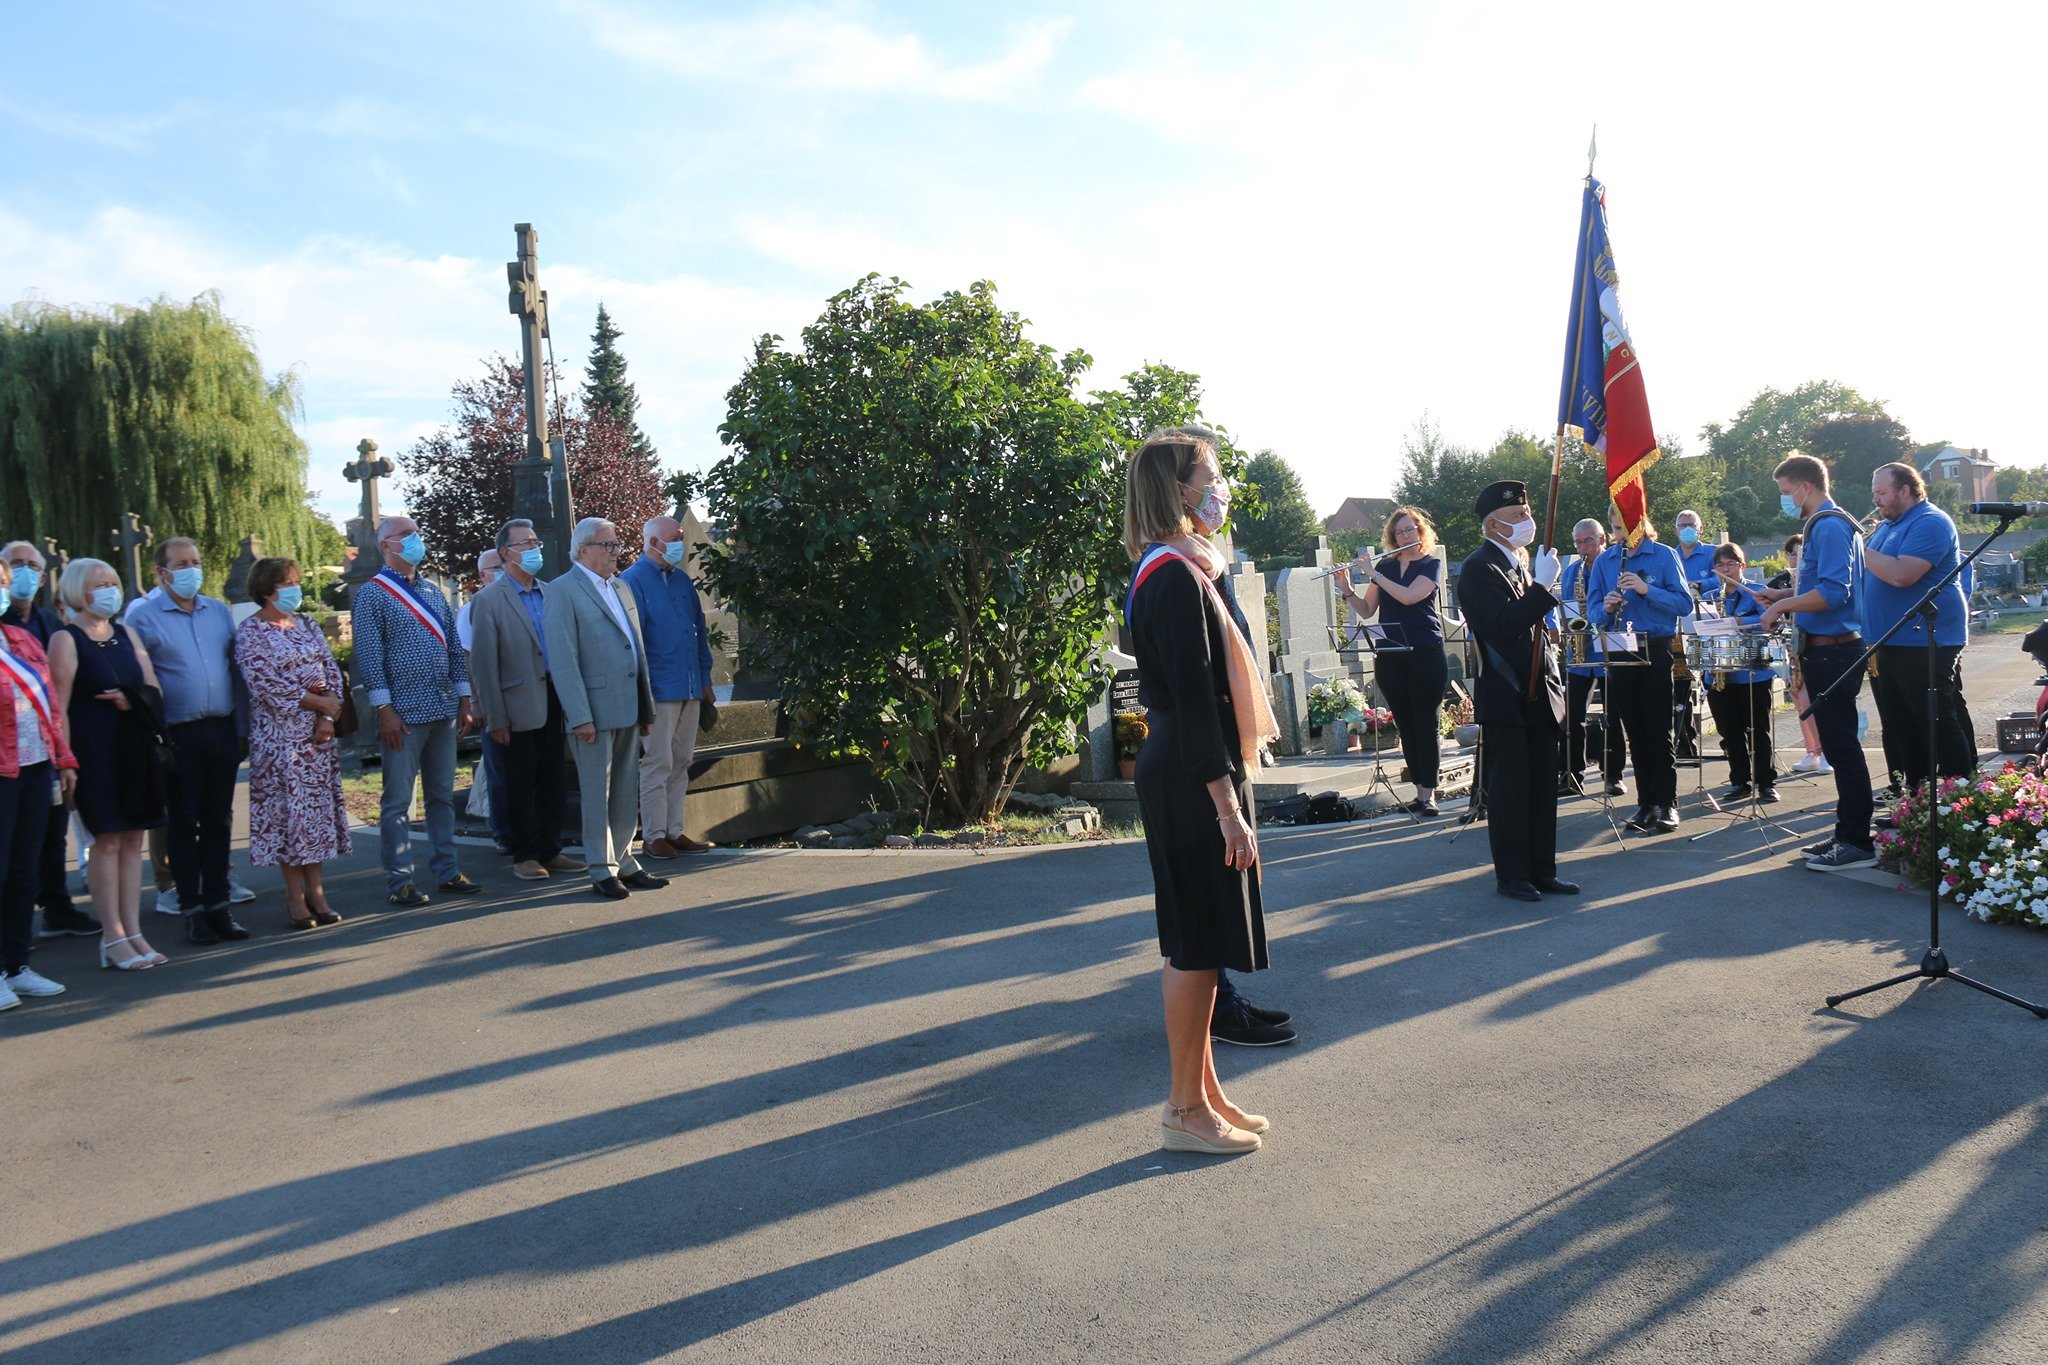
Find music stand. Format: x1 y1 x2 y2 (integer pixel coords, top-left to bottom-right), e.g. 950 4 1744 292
1340 622 1424 824
1582 626 1650 847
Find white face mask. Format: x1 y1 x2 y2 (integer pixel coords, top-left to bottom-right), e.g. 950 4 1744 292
1499 516 1536 547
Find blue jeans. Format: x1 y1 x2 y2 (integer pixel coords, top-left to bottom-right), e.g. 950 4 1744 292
380 717 461 892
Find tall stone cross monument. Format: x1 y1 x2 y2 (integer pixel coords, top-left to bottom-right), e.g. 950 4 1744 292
506 223 575 579
340 437 394 605
109 513 152 597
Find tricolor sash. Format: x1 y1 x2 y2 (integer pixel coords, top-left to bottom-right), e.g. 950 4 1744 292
0 638 59 743
373 571 448 648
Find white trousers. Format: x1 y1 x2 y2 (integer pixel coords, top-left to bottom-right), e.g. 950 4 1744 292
638 698 702 841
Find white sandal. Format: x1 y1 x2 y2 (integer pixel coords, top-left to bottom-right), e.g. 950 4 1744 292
99 935 154 971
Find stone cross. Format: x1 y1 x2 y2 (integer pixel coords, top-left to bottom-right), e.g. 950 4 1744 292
225 534 265 603
38 536 67 607
342 438 393 588
109 513 152 597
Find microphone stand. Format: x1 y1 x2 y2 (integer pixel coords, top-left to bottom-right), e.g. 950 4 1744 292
1803 510 2048 1018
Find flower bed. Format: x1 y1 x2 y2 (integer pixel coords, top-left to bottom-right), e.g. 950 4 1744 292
1878 765 2048 928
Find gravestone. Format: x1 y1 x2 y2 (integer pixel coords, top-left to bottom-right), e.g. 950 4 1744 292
1082 641 1141 781
1271 542 1342 755
224 534 264 603
109 513 152 598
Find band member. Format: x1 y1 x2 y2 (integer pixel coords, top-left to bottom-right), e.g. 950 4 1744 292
1455 481 1576 903
1588 510 1690 834
1336 506 1446 816
1702 545 1779 803
1671 509 1721 595
1559 518 1627 797
1863 461 1973 803
1760 452 1872 870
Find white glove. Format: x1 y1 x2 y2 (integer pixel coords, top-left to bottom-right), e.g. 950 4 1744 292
1531 548 1562 590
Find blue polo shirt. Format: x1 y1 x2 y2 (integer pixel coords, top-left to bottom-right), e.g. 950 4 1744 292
1795 501 1863 638
1673 539 1721 595
1588 537 1692 639
1861 499 1965 647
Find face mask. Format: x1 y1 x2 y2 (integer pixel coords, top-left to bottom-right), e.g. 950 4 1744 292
89 586 123 619
1780 493 1801 519
1677 525 1698 545
168 566 204 599
274 585 303 612
1500 516 1536 547
519 548 545 575
661 540 686 566
398 533 426 566
7 566 38 600
1191 481 1230 531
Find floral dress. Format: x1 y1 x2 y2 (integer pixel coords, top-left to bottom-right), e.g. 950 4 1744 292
234 613 352 867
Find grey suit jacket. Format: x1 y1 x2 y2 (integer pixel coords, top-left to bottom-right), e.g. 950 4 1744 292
542 566 656 733
468 575 553 734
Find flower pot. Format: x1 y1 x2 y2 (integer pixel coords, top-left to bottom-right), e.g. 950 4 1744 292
1347 734 1362 752
1118 758 1137 781
1322 726 1349 758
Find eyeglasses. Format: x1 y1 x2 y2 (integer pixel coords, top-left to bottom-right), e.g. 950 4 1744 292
505 540 541 551
588 542 621 552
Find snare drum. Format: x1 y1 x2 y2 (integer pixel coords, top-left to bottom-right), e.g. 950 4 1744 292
1682 635 1709 674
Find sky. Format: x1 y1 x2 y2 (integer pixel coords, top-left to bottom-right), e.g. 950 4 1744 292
5 0 2045 529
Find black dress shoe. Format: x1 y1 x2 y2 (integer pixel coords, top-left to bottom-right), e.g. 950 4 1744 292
592 877 631 900
1623 805 1655 832
1758 785 1781 804
1238 997 1292 1026
1496 878 1543 902
1722 782 1754 801
183 913 220 946
207 907 251 941
437 875 484 897
1534 876 1580 895
387 884 431 908
1210 997 1297 1046
1653 805 1679 833
621 870 668 891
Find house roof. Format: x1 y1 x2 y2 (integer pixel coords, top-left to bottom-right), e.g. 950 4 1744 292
1323 496 1396 532
1920 444 1997 474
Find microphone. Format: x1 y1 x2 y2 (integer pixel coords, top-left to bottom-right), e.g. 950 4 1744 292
1969 502 2048 518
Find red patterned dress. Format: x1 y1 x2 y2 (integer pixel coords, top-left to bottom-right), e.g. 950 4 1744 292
234 612 352 867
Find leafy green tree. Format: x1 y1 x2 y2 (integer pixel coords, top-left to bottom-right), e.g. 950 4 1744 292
705 275 1131 823
1233 450 1321 562
0 294 331 587
1700 381 1893 539
584 304 657 468
1803 413 1914 516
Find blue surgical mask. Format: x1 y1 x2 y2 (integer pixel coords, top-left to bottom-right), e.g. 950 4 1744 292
1780 493 1801 519
7 566 38 599
398 533 426 566
661 540 686 566
519 548 545 575
274 585 303 612
168 566 203 599
1677 525 1698 545
89 586 123 619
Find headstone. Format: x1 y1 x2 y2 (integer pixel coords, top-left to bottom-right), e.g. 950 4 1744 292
1083 642 1140 781
224 534 264 603
109 513 152 598
1272 550 1343 755
341 438 393 606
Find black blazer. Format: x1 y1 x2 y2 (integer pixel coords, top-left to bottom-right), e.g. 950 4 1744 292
1131 560 1238 786
1455 542 1566 729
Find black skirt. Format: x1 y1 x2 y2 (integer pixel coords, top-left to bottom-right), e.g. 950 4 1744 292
1134 706 1267 973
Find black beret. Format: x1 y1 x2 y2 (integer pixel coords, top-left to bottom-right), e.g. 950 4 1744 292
1473 480 1528 520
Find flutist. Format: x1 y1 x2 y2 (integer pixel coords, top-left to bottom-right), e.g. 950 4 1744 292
1455 481 1576 903
1336 506 1446 816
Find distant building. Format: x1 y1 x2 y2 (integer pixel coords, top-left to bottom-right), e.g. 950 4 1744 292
1920 445 1999 504
1324 496 1397 541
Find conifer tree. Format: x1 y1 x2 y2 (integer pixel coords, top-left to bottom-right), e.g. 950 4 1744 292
585 304 657 468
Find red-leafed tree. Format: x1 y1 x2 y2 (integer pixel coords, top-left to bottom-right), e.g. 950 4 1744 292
399 356 666 583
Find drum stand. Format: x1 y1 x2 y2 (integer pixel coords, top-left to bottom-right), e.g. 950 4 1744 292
1582 669 1633 849
1675 671 1725 817
1689 678 1803 846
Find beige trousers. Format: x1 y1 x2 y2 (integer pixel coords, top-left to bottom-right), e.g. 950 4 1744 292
638 698 702 841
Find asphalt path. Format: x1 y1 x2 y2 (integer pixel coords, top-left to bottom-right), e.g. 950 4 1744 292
3 643 2046 1362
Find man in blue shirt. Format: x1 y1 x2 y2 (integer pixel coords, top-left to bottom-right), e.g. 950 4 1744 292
1589 512 1692 833
122 537 250 945
1863 461 1973 795
1558 519 1628 798
1671 509 1722 595
622 516 718 860
1760 452 1873 869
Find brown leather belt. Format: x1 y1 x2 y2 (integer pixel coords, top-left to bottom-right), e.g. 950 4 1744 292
1803 632 1861 648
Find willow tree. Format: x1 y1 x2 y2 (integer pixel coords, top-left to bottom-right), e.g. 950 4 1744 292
0 293 329 586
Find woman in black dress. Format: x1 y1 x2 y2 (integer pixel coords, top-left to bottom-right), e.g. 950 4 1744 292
47 558 169 970
1124 427 1279 1156
1336 506 1448 814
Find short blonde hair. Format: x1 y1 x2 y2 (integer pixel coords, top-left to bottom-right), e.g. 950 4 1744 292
1123 427 1218 560
1384 505 1437 556
59 557 118 612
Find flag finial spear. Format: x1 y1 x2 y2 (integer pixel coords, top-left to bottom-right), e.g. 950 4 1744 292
1587 125 1598 179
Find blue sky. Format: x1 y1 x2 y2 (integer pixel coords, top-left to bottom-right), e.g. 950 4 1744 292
5 1 2043 528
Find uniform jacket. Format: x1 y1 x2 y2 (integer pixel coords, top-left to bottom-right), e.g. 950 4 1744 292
1456 540 1566 729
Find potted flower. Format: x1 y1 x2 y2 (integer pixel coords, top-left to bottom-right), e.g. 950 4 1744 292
1114 710 1148 781
1357 705 1398 751
1307 678 1368 758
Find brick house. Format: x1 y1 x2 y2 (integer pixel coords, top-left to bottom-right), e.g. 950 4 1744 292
1920 445 1998 504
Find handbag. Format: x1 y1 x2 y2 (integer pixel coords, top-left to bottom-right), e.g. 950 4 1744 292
699 697 718 735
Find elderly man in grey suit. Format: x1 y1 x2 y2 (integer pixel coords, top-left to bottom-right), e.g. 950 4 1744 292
469 519 585 883
543 517 670 901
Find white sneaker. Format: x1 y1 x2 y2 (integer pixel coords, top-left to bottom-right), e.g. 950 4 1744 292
228 877 256 904
0 979 17 1010
1790 754 1832 775
154 886 182 916
4 966 65 997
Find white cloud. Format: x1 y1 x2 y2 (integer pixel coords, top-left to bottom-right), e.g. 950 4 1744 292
579 2 1071 100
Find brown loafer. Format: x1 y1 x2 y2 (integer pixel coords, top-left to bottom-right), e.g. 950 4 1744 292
642 837 680 860
511 860 550 880
543 853 587 873
673 835 713 853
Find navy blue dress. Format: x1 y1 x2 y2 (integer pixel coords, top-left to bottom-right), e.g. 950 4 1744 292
63 622 165 835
